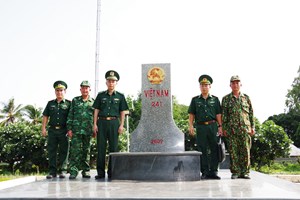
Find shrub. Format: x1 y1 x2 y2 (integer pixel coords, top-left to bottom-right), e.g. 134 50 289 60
0 123 47 174
251 120 292 170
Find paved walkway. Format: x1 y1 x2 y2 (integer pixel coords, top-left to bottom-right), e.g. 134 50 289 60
1 169 300 199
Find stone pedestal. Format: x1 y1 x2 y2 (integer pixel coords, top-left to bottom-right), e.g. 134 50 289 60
110 152 201 181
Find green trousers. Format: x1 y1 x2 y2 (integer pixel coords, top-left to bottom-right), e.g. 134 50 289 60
196 123 219 176
47 128 69 175
69 134 91 175
96 119 119 176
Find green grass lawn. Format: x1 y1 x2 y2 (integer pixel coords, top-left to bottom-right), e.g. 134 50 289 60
0 173 38 182
0 175 24 182
0 177 12 182
259 162 300 174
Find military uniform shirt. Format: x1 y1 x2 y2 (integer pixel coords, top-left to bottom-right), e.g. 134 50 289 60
67 96 94 135
43 99 71 127
93 90 129 117
188 94 221 122
222 92 254 134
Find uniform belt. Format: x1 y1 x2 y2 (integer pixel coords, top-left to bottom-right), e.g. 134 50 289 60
50 125 66 130
198 120 216 125
99 116 117 120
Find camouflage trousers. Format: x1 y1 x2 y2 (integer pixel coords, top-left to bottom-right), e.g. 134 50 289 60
69 134 92 175
227 130 251 175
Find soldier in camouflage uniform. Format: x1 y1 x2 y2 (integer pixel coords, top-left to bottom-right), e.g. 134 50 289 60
67 81 94 179
93 70 129 179
221 75 255 179
188 75 223 180
42 80 71 179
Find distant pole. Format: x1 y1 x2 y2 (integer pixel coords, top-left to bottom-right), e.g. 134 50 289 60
94 0 101 97
124 110 130 152
126 113 130 152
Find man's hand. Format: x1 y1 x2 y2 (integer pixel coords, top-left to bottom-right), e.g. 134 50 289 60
218 127 224 136
92 131 97 138
118 125 124 135
188 125 195 137
67 130 73 138
42 128 47 137
93 125 98 138
221 130 227 137
249 128 255 136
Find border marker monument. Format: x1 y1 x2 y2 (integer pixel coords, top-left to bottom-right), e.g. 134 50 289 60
110 63 201 181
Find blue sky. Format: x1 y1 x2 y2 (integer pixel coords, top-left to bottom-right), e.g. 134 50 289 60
0 0 299 122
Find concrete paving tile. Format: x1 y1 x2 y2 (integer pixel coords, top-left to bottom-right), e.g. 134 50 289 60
0 169 300 199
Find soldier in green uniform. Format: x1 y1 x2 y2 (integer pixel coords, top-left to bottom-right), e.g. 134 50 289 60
93 70 129 179
42 81 71 179
67 81 94 179
221 75 255 179
188 75 223 180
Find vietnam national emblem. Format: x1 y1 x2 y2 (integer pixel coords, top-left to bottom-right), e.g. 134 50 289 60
147 67 165 84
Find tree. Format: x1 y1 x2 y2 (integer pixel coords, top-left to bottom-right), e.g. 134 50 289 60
285 66 300 113
23 105 43 125
0 98 24 126
285 66 300 147
269 113 300 147
270 67 300 147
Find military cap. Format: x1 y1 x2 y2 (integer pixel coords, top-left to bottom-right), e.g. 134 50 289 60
198 74 213 84
53 80 67 89
80 80 91 87
105 70 120 81
230 75 241 82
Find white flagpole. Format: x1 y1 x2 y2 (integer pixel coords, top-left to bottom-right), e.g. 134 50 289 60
126 112 130 152
94 0 101 97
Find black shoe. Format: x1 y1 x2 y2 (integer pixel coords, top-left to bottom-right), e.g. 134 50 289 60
201 174 209 180
95 174 105 179
82 171 91 178
46 174 57 179
58 172 66 178
231 174 238 179
69 174 77 179
209 174 221 180
239 174 251 179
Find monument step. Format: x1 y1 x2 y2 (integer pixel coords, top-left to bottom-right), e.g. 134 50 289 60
110 151 201 181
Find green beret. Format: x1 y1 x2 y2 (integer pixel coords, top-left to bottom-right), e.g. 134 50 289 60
198 74 213 84
53 80 67 89
230 75 241 82
105 70 119 81
80 80 91 87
